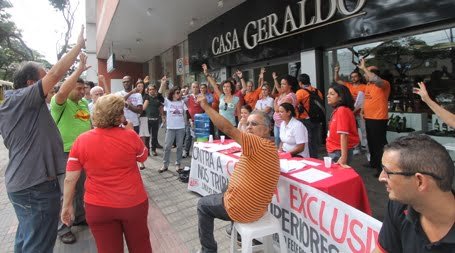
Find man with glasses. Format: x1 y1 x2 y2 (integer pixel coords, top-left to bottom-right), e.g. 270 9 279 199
116 75 143 133
195 93 280 253
373 134 455 253
88 86 104 114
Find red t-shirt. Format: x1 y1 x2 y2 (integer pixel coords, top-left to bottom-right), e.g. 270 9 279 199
67 127 148 208
326 106 360 153
187 94 204 119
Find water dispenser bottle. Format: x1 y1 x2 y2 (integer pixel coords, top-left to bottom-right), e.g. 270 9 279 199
194 113 210 142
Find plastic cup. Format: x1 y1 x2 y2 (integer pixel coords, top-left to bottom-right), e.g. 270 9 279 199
220 135 225 144
209 135 213 143
324 156 332 168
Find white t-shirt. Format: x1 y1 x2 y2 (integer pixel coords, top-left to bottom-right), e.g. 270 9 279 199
116 91 143 126
164 99 187 129
255 96 274 117
280 117 309 158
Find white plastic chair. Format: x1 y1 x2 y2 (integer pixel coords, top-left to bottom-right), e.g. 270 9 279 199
230 212 287 253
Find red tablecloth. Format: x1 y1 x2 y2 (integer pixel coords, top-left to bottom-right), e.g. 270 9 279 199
200 140 371 215
280 157 372 215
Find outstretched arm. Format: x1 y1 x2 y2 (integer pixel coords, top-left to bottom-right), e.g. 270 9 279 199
414 82 455 128
196 94 241 143
203 64 221 97
334 66 345 85
272 72 281 94
42 25 85 96
358 59 385 88
54 53 90 105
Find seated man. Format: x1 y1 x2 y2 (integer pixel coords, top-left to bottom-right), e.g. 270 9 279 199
196 93 280 253
374 134 455 252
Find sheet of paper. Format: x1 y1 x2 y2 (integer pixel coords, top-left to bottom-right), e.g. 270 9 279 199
280 159 306 173
300 159 321 167
291 168 332 183
354 91 365 110
198 142 240 152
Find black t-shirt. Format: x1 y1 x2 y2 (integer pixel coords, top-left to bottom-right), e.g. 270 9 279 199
378 200 455 253
144 94 164 119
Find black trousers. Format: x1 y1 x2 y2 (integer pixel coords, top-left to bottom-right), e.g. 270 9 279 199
365 119 388 172
148 119 160 151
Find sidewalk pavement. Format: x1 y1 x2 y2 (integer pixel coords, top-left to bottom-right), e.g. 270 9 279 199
0 131 388 253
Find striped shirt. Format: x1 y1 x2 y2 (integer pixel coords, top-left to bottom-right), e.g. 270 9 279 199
223 132 280 222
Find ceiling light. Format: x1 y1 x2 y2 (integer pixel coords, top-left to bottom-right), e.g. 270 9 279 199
189 18 196 26
146 8 153 16
217 0 223 8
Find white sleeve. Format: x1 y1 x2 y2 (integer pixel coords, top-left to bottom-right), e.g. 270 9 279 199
294 121 308 145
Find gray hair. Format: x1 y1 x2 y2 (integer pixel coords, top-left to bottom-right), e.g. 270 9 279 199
250 110 271 129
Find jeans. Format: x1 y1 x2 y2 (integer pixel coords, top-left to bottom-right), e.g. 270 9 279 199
273 125 280 147
302 119 322 159
8 180 61 253
184 123 193 153
197 193 232 253
148 119 159 151
328 149 354 164
57 153 86 236
163 128 185 168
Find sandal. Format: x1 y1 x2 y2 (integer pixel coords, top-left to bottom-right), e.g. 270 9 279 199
158 167 168 173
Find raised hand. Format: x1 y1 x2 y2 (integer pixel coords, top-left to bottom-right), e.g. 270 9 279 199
272 72 278 80
202 64 209 75
77 25 85 49
77 53 91 72
358 58 366 70
235 69 243 79
413 82 430 103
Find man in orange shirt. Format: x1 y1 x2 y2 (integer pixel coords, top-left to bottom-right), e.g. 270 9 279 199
334 66 368 153
296 74 324 158
195 93 280 253
359 59 391 177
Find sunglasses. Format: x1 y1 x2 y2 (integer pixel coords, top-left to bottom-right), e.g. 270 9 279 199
246 121 263 127
224 103 228 110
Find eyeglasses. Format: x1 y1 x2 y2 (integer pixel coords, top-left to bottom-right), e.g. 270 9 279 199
175 91 180 94
246 121 264 127
381 165 443 180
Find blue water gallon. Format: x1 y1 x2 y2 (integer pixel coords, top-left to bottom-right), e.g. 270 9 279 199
194 113 210 142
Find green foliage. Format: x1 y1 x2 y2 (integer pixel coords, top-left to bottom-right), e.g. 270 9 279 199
0 0 49 81
48 0 68 11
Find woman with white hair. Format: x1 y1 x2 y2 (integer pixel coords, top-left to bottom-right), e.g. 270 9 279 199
88 86 104 114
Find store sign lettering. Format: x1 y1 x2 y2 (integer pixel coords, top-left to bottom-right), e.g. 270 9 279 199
211 0 366 56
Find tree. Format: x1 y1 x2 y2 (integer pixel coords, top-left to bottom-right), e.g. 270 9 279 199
0 0 36 80
48 0 78 60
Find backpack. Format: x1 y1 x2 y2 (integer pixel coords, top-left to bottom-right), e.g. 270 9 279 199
298 88 326 123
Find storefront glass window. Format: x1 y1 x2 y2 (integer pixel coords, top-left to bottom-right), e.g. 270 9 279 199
323 26 455 114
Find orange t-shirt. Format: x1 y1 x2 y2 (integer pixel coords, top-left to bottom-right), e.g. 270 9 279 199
342 82 366 101
244 86 262 109
296 86 323 120
224 132 280 223
363 81 390 120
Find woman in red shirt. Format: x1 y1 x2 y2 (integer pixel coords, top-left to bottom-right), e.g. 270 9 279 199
326 85 359 167
61 94 151 253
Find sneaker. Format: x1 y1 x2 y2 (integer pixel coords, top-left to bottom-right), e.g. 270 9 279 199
182 151 188 158
158 167 168 173
60 231 76 244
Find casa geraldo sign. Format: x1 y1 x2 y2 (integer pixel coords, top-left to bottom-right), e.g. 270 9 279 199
211 0 367 56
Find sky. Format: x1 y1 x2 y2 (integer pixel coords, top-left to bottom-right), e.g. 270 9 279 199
8 0 86 64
